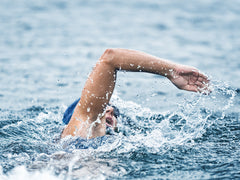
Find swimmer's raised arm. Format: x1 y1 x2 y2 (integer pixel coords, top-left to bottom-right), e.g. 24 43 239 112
99 48 209 92
62 48 209 138
79 48 209 120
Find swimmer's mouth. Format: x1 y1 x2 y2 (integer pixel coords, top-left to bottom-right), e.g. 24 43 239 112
106 118 113 127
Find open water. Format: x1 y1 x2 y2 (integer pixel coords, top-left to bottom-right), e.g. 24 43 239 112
0 0 240 179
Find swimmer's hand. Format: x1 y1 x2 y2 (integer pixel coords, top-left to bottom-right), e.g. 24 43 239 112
169 65 210 94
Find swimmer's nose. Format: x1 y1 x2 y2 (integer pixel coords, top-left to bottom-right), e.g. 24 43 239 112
106 107 114 116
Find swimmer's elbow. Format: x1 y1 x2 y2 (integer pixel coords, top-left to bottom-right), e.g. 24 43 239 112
99 48 116 65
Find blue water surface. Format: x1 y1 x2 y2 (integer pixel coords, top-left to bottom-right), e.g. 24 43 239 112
0 0 240 179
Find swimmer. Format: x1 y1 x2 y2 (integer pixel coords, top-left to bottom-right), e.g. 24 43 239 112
61 48 209 139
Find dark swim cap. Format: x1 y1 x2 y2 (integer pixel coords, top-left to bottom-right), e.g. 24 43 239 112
62 98 80 125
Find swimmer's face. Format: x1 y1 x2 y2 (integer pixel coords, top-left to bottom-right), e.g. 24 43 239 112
104 106 118 129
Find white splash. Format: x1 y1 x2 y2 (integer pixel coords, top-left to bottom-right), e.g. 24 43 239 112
0 166 60 180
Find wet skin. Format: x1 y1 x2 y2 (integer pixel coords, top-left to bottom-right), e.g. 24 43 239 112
61 48 210 139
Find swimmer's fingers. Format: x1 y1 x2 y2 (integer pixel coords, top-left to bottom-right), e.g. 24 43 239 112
198 84 212 94
170 65 211 94
184 82 210 94
184 70 211 94
195 82 211 94
183 84 200 93
193 75 208 87
198 72 210 84
194 72 211 94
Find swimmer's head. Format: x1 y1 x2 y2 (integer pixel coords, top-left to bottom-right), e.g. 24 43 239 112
103 104 120 132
